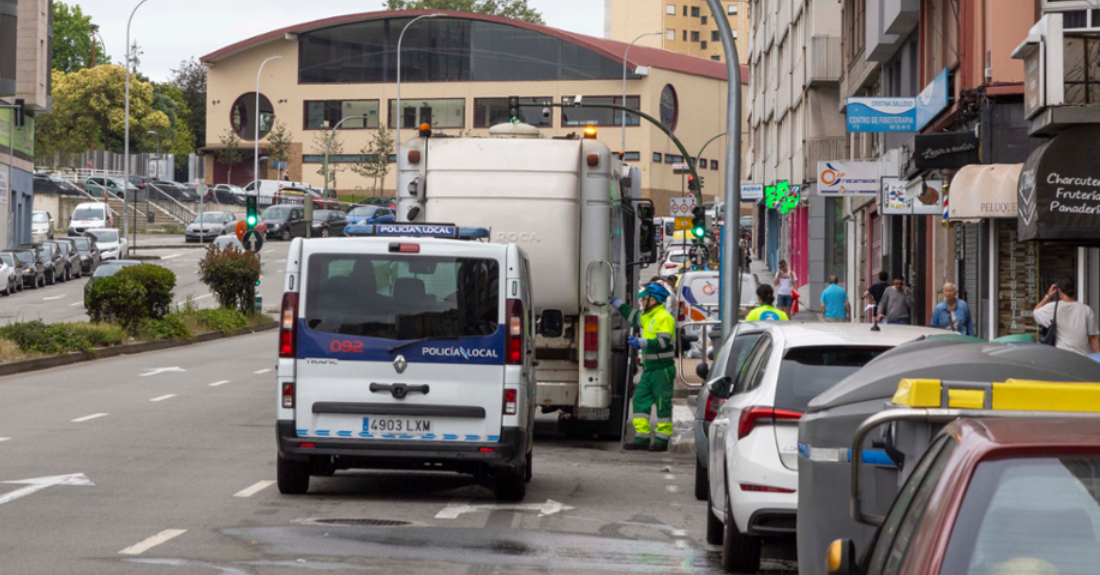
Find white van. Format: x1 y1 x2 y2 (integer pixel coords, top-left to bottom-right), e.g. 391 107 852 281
67 202 113 236
244 179 312 205
275 223 535 500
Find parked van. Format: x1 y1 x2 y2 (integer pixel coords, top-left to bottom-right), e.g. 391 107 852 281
67 203 113 236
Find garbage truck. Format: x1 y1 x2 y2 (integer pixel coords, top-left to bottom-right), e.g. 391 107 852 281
394 122 658 438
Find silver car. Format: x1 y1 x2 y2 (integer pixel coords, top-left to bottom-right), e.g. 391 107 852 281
186 212 235 243
31 211 54 240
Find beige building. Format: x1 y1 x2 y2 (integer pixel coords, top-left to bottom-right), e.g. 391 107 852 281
200 9 746 215
606 0 749 63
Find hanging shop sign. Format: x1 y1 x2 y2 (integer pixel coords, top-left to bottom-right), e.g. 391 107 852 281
846 98 917 133
915 68 951 131
881 177 945 215
765 184 779 209
948 164 1021 219
817 161 880 196
741 182 763 201
913 130 979 170
1018 124 1100 243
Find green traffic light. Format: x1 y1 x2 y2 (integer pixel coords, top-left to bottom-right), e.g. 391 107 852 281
247 216 257 226
692 225 705 239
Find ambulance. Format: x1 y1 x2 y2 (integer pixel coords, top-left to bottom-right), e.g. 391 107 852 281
274 223 535 500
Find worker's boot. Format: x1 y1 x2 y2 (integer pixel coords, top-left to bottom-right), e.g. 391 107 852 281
649 442 669 453
623 441 650 451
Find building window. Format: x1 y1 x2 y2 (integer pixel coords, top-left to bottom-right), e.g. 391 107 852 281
710 159 718 170
304 100 380 130
653 152 663 162
1063 9 1088 29
667 29 676 40
0 1 17 95
683 30 688 42
701 16 708 24
561 96 641 127
388 98 466 129
665 154 684 164
667 3 676 15
1064 36 1100 104
691 6 700 17
712 31 721 42
699 157 708 169
691 31 700 42
683 6 688 16
473 97 552 128
660 84 679 132
231 93 275 140
701 41 708 49
728 4 738 15
623 151 641 161
711 55 722 61
845 0 866 61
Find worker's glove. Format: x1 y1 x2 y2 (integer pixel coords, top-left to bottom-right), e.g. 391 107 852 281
610 297 625 309
627 336 643 350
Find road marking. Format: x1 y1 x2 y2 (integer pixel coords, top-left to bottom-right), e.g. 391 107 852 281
0 473 94 507
43 295 66 301
264 249 275 254
233 480 276 498
253 369 272 375
0 438 10 443
175 294 212 306
208 380 230 387
665 485 680 493
70 302 83 306
118 529 187 556
663 474 675 480
277 270 284 273
140 367 185 377
149 394 177 402
161 254 182 260
435 499 573 519
71 413 108 422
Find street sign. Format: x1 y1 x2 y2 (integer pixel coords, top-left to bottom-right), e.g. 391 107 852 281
235 219 248 241
669 196 697 217
242 230 264 253
674 217 692 231
847 97 917 132
672 162 691 174
196 183 209 198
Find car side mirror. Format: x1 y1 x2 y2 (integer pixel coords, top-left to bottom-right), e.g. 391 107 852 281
539 310 564 338
707 375 732 399
695 362 710 380
826 539 858 575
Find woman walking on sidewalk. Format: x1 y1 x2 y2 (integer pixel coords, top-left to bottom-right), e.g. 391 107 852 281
773 260 797 316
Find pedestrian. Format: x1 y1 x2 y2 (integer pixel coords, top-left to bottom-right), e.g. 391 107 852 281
929 283 974 336
820 275 850 323
877 275 913 325
863 271 890 321
1033 276 1100 355
746 284 789 321
773 259 797 316
612 283 677 452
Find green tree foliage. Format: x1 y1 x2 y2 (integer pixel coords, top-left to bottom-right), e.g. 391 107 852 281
351 124 395 195
170 58 207 148
199 246 261 315
265 121 295 176
384 0 544 23
312 130 346 189
51 2 109 72
214 130 245 183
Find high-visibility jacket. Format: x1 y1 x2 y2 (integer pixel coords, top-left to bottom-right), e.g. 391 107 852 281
745 304 789 322
617 302 677 369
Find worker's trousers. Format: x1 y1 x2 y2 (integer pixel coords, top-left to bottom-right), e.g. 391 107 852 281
632 365 675 446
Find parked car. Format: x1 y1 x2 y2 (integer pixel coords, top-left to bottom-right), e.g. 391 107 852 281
84 260 142 308
70 236 100 275
148 180 199 202
4 249 44 289
67 202 113 236
31 211 54 240
244 179 311 205
0 252 22 293
186 211 236 242
46 239 83 280
128 175 153 189
83 229 128 260
345 205 396 226
83 176 136 199
310 210 349 238
0 252 17 296
704 323 944 573
33 173 82 196
660 246 689 275
210 184 247 205
261 205 308 241
18 243 64 284
273 186 340 209
355 196 397 209
224 214 268 237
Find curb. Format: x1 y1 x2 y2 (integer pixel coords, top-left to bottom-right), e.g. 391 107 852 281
129 255 162 261
133 244 207 250
0 321 278 378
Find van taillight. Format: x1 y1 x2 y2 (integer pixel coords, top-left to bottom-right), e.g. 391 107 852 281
282 382 295 409
503 389 517 415
678 302 687 322
506 299 524 365
584 315 599 369
279 292 298 358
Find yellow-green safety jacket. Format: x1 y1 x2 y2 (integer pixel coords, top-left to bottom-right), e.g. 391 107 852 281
616 302 677 370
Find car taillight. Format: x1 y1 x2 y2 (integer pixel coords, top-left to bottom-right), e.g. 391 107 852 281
279 292 298 358
503 389 517 415
584 315 599 369
282 382 295 409
740 484 795 494
704 393 724 421
737 407 802 439
506 299 524 365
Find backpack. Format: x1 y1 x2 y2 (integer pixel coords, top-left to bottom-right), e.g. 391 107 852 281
1039 301 1058 346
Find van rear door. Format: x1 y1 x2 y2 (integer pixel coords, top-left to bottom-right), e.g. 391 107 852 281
294 243 506 443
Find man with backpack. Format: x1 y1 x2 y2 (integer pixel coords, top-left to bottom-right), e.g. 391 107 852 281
1033 276 1100 356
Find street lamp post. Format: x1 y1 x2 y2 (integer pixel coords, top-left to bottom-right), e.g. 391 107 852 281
146 130 159 230
322 115 370 197
123 0 151 245
622 31 662 155
395 14 443 166
253 56 282 194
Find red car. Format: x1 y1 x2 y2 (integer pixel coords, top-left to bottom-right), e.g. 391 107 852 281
827 416 1100 575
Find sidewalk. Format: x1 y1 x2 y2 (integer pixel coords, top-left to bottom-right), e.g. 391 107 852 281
746 259 822 322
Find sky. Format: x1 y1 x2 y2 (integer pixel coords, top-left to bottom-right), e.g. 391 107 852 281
75 0 606 82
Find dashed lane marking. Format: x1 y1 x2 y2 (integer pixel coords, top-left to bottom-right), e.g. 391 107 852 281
149 394 177 402
253 369 272 375
43 295 66 301
175 294 212 306
208 380 230 387
161 254 182 260
118 529 187 555
665 485 680 493
663 474 675 480
70 302 83 306
0 438 9 443
233 480 276 498
71 413 109 423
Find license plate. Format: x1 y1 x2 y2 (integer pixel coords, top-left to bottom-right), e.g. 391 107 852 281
363 417 432 434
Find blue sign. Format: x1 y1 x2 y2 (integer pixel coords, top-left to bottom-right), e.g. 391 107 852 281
916 68 950 131
847 98 917 133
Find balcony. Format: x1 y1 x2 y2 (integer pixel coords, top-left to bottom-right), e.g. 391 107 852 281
808 36 842 87
804 136 848 182
842 47 881 103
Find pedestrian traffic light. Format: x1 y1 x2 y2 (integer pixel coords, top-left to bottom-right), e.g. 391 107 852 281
691 206 706 239
246 195 258 229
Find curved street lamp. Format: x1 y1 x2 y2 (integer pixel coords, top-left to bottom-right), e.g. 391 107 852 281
622 31 663 154
254 56 283 190
395 14 443 165
123 0 152 244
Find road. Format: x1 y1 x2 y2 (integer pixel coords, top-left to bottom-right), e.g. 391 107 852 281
0 331 796 574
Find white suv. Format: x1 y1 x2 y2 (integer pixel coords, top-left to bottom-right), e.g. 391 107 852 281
704 323 943 572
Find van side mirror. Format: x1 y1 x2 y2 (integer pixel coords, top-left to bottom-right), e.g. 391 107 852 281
708 375 732 399
826 539 858 575
637 203 658 265
539 310 564 338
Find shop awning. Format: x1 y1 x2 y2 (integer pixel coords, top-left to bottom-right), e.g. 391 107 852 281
1018 124 1100 244
947 164 1021 220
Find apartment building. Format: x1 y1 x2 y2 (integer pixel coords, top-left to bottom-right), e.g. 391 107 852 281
606 0 750 63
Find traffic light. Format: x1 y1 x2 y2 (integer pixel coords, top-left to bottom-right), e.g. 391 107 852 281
246 195 258 229
687 174 696 192
508 96 520 121
691 206 706 239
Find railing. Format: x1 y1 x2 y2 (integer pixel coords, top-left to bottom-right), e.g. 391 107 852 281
804 137 849 182
809 35 842 86
145 183 196 225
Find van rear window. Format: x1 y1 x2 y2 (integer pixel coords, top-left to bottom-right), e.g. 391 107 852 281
304 254 499 340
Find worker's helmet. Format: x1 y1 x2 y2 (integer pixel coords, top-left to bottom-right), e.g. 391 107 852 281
638 283 671 304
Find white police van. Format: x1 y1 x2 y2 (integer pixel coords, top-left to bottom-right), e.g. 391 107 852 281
275 223 535 500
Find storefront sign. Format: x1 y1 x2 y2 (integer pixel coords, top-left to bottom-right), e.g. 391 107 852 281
1018 124 1100 243
882 178 945 215
881 177 909 214
846 98 917 132
949 164 1021 219
817 161 880 196
741 182 763 201
915 68 951 131
913 131 979 170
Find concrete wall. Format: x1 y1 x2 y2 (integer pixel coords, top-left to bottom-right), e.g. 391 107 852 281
15 0 49 113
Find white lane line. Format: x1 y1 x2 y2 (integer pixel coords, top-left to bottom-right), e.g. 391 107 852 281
0 438 10 443
71 413 109 423
70 302 83 307
149 394 177 402
208 380 230 387
663 474 675 480
43 295 66 301
253 369 272 375
665 485 680 493
233 480 276 498
264 249 275 254
161 254 182 260
118 529 187 555
175 294 213 306
277 270 284 273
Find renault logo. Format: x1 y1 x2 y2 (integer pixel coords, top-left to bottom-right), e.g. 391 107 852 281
393 355 407 374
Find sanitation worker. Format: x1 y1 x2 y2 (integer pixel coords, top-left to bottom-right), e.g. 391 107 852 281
612 283 677 452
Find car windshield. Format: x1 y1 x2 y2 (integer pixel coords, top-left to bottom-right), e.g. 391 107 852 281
313 211 337 222
774 346 892 412
347 207 378 218
263 207 292 220
87 230 118 243
93 264 132 278
941 455 1100 575
304 254 499 340
32 213 49 223
72 208 105 221
196 213 224 223
0 253 13 267
71 238 91 251
667 252 688 263
10 251 32 264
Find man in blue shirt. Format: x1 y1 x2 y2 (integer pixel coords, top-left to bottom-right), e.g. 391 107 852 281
820 276 850 323
929 282 974 336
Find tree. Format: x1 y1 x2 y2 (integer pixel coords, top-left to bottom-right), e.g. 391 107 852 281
384 0 544 23
312 131 346 190
214 130 245 184
351 124 395 197
51 2 109 72
170 58 207 148
265 121 295 178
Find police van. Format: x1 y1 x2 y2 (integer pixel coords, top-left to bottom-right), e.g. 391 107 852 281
275 223 535 500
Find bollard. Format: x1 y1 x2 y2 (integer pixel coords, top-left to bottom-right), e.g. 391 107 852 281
254 294 262 314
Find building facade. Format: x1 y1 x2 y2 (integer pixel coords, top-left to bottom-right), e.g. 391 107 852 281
606 0 750 63
201 10 746 215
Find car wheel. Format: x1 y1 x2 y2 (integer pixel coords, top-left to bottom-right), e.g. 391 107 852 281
47 270 55 285
493 464 526 502
36 274 43 288
722 490 762 573
695 457 709 501
706 492 724 545
281 229 291 241
276 454 310 495
65 267 72 282
320 227 329 238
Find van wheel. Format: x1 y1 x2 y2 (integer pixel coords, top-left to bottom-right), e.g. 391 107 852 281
277 454 310 494
706 493 724 545
281 229 291 241
493 465 526 501
722 491 762 573
695 458 709 501
525 450 533 483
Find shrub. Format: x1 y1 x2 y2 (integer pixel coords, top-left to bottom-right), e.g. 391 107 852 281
86 264 176 330
58 322 127 347
115 265 176 320
199 245 261 315
0 320 94 355
195 308 249 334
133 316 192 341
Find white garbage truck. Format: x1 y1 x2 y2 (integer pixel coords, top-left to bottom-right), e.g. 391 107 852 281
395 123 658 438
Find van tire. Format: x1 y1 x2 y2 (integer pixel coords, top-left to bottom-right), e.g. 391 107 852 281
277 455 310 494
722 492 762 573
706 493 724 545
525 450 533 483
281 229 291 241
695 457 709 501
493 465 526 501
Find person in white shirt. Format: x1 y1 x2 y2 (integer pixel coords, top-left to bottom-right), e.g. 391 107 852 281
1033 276 1100 356
773 259 797 316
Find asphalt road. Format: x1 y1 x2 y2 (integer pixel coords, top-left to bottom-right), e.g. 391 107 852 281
0 331 797 575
